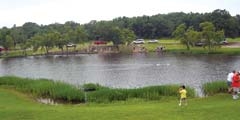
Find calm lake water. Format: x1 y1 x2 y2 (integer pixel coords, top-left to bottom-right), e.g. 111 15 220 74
0 53 240 96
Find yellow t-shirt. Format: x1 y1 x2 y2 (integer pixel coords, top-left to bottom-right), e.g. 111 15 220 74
179 89 187 99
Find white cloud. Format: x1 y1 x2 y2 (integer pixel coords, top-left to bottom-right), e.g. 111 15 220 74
0 0 239 28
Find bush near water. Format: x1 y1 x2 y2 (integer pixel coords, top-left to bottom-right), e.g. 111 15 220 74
203 80 228 96
0 76 85 103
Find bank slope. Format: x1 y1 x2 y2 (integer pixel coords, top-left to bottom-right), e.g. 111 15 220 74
0 88 238 120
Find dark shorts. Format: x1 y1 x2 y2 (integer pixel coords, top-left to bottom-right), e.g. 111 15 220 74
180 98 186 101
227 81 232 87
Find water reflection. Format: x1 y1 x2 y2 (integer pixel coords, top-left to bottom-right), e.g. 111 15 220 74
0 53 239 96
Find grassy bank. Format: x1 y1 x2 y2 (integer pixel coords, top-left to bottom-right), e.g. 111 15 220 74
0 76 85 103
0 76 195 103
145 38 240 55
0 77 236 119
0 87 238 120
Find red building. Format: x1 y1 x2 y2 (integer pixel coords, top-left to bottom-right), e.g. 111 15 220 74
0 46 7 52
93 40 107 45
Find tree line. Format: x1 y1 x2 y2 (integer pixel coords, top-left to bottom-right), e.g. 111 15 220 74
0 9 239 53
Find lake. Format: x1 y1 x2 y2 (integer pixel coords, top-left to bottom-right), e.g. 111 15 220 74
0 53 239 96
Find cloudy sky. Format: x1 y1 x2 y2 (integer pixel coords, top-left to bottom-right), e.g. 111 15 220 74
0 0 239 28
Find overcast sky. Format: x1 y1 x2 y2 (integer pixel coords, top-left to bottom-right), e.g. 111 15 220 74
0 0 239 28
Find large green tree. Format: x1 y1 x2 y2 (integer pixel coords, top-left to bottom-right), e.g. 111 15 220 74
199 22 225 51
22 22 40 40
185 26 201 47
10 25 24 48
0 27 10 46
5 35 14 50
55 35 68 54
41 31 60 54
30 34 44 52
121 28 136 45
172 23 193 50
200 22 216 51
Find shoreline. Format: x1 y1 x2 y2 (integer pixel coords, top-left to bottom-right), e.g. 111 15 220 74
1 48 240 59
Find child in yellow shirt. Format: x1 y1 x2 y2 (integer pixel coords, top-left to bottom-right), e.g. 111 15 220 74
179 85 187 106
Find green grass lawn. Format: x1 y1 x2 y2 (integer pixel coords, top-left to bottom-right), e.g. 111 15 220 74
227 37 240 42
144 38 240 55
0 87 239 120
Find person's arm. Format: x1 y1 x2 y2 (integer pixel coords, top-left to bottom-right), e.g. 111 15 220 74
179 88 182 93
238 76 240 82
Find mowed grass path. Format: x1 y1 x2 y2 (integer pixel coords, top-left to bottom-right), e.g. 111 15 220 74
0 88 239 120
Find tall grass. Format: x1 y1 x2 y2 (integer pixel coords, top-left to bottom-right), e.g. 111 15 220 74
86 85 195 103
0 76 196 103
203 81 228 96
0 76 85 103
118 45 133 54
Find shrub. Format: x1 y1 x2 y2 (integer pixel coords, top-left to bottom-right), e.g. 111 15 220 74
83 83 109 92
203 81 228 96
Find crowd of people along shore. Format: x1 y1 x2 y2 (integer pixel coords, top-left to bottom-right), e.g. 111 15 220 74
227 70 240 99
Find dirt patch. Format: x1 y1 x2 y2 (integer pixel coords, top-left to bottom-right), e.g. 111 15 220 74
224 42 240 48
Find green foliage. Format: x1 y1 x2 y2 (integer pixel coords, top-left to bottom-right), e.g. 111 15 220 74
203 81 228 96
200 21 221 51
172 23 186 40
30 34 44 52
87 84 195 103
173 24 199 50
172 21 225 52
185 26 201 45
5 35 14 49
0 76 85 103
22 22 40 40
210 9 239 38
120 28 136 44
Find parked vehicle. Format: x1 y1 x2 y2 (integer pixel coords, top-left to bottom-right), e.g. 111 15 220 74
66 43 76 47
132 39 145 44
194 39 207 46
220 40 228 45
195 42 206 46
